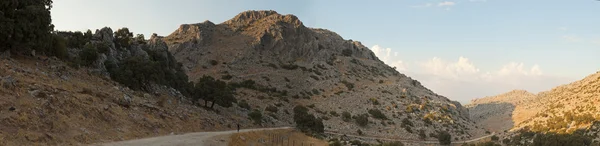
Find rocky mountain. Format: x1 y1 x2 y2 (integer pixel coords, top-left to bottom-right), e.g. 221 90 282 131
467 71 600 140
164 10 486 140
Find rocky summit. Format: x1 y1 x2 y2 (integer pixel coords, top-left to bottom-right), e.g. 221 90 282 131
164 10 486 141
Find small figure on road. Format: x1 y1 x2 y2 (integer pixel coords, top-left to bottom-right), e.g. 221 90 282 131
237 123 240 132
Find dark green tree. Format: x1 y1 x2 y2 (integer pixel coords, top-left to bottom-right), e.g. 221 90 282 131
114 28 133 49
438 131 452 145
293 105 324 134
0 0 54 54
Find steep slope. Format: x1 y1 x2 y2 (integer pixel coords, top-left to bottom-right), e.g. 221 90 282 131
467 72 600 136
466 90 537 132
0 56 251 145
164 10 486 140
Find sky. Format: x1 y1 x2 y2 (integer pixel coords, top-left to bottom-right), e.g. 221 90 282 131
51 0 600 103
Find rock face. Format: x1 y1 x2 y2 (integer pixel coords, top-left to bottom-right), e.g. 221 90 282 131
164 10 484 140
467 72 600 136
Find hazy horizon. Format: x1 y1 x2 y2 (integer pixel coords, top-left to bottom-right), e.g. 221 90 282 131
51 0 600 103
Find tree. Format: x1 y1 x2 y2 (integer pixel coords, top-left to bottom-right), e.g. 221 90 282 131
438 131 452 145
192 75 236 109
293 105 324 134
134 34 146 44
0 0 54 54
114 28 133 49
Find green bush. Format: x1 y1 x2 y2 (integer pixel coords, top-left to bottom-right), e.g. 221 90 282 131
355 114 369 127
191 75 236 108
238 100 251 110
80 45 98 66
368 109 387 120
51 34 68 59
114 28 133 49
342 111 352 122
248 110 262 125
491 135 499 141
0 0 54 54
438 131 452 145
293 105 324 134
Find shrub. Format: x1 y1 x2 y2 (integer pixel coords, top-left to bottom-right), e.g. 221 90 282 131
293 105 324 134
491 135 499 141
80 45 98 66
280 63 299 70
265 105 278 113
114 28 134 49
330 111 339 117
342 111 352 122
355 114 369 127
248 110 262 125
370 98 380 105
340 80 354 90
438 131 452 145
368 109 387 120
210 60 218 66
238 100 251 110
221 74 233 80
357 129 363 135
50 34 68 59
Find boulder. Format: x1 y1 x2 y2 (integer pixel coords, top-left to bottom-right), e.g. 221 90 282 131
2 76 16 89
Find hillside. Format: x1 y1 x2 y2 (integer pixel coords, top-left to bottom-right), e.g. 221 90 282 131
0 56 255 145
164 10 486 140
467 71 600 141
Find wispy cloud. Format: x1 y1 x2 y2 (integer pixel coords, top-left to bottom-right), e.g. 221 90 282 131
558 27 568 31
438 1 456 7
410 3 434 8
562 35 583 43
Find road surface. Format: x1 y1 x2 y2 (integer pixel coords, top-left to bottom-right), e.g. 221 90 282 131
92 127 292 146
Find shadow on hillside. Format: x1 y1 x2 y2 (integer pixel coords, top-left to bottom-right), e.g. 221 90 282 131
468 102 515 133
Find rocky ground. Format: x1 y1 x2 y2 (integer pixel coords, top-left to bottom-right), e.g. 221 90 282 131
0 56 261 145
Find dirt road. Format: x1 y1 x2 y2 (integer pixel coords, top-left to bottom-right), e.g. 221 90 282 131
93 127 292 146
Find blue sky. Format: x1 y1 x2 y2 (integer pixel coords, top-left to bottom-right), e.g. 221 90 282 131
51 0 600 103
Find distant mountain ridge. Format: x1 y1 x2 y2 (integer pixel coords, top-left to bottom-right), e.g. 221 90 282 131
467 71 600 137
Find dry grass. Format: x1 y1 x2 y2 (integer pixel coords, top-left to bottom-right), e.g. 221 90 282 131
228 129 327 146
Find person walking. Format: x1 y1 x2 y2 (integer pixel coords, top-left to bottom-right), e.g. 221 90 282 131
237 123 240 132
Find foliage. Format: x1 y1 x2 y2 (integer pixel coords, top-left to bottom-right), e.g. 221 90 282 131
248 109 262 125
114 28 133 49
368 109 387 120
191 75 236 108
438 131 452 145
238 100 251 110
0 0 54 54
342 111 352 122
80 45 98 66
355 113 369 127
491 135 499 141
50 34 68 59
381 141 404 146
293 105 324 134
340 80 354 90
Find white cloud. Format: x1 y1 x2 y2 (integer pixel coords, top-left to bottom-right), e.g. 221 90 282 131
558 27 568 31
408 56 570 103
562 35 583 43
411 3 434 8
368 45 571 103
438 1 456 7
371 45 407 71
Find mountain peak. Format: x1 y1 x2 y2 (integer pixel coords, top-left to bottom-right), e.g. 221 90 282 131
223 10 303 29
